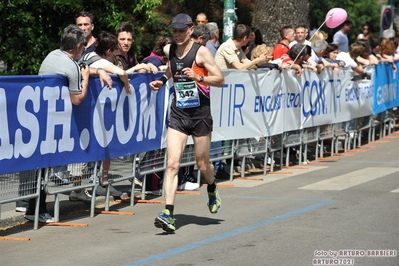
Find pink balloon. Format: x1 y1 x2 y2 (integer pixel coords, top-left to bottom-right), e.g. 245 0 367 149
325 8 348 29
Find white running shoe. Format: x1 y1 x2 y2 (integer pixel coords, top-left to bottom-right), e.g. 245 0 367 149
15 207 27 212
178 181 200 191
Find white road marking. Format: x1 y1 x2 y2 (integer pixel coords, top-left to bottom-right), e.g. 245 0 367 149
298 167 399 191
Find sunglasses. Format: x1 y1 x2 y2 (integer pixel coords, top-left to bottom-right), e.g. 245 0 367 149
363 28 369 31
78 11 92 17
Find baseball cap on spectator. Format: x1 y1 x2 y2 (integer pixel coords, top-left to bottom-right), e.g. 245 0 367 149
169 13 193 28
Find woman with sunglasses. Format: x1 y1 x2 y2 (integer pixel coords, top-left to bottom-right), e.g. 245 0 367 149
357 23 374 42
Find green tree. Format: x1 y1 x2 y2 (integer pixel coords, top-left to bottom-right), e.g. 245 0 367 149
0 0 166 75
310 0 382 43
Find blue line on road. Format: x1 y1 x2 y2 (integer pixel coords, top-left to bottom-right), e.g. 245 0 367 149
126 199 334 266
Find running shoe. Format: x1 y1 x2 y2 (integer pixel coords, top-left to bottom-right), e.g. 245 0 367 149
208 187 221 214
154 209 176 232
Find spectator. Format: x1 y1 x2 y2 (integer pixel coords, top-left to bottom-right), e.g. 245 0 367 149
102 22 158 190
149 13 224 232
348 42 367 74
246 27 264 59
141 36 172 71
272 26 296 60
106 22 157 73
377 37 397 71
191 24 211 46
27 25 91 222
250 44 277 69
271 43 308 76
80 31 135 197
310 39 328 73
205 22 225 178
322 43 346 74
333 20 353 53
215 24 269 70
206 22 219 57
42 24 114 204
75 11 96 57
355 40 379 66
195 12 208 25
390 36 399 58
357 23 373 42
289 25 311 48
311 30 328 46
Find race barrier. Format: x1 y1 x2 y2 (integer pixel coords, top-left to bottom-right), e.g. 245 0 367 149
0 62 398 229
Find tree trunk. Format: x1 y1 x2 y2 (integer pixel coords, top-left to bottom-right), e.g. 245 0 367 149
252 0 310 47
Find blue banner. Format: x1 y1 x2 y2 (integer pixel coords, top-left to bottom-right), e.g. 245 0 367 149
372 62 399 114
0 73 166 174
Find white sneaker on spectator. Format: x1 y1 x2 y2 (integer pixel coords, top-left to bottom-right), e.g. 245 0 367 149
25 213 55 223
178 181 199 191
15 207 27 212
96 185 123 197
69 189 92 203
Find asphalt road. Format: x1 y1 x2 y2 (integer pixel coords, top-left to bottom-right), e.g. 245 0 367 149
0 134 398 266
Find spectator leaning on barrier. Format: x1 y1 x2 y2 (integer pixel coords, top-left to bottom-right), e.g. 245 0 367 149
80 31 134 198
378 37 398 71
355 40 379 66
215 24 270 70
149 13 224 232
42 24 112 204
140 36 172 71
271 43 308 76
107 22 158 73
28 25 92 222
310 39 328 73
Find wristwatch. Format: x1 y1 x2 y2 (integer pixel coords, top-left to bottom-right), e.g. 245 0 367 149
198 75 204 82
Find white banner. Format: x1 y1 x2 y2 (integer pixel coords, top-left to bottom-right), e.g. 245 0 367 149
211 69 284 141
207 68 374 141
283 67 373 130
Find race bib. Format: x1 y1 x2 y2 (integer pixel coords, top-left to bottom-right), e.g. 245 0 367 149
175 81 200 108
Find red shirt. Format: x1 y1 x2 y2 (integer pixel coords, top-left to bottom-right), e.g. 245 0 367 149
272 42 290 60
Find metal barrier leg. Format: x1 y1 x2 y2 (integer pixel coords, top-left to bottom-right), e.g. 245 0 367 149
141 175 147 200
270 152 275 172
320 140 324 158
33 169 42 230
298 143 303 164
54 193 60 222
241 156 246 177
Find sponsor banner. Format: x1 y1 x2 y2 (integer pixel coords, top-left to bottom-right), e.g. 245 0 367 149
283 67 374 129
372 62 399 114
0 65 395 175
210 69 284 141
0 73 167 174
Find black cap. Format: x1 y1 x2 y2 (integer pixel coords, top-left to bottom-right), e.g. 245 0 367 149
169 13 193 29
